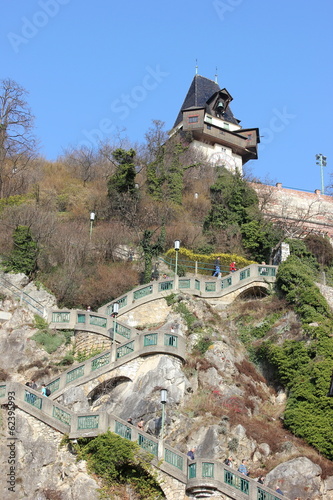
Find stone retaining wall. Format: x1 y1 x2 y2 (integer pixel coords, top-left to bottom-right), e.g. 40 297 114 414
75 330 111 354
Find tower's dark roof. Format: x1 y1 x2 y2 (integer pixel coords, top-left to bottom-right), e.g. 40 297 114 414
173 74 239 128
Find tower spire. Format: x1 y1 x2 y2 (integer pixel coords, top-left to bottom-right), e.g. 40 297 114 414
215 67 218 84
195 59 198 75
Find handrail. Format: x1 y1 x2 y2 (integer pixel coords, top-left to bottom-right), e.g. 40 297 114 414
0 274 45 316
0 382 288 499
0 264 288 499
44 329 186 398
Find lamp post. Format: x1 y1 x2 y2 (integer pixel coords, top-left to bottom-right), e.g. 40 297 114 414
316 154 327 194
174 240 180 289
89 212 95 240
160 389 167 439
111 302 119 360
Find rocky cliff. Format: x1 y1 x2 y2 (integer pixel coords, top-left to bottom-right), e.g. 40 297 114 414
1 273 333 499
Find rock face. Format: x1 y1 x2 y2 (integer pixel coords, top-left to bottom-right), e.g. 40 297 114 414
2 276 333 499
266 457 322 499
0 409 99 500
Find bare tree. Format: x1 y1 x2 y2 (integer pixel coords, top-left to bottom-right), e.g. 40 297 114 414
0 78 37 198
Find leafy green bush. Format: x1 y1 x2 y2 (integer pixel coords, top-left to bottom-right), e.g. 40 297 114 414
78 431 164 500
31 315 74 354
259 255 333 458
276 255 331 324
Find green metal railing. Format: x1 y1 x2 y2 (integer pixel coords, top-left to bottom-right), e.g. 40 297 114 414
24 391 42 409
221 276 232 289
239 268 251 280
205 281 216 292
258 266 276 277
257 488 282 500
164 448 184 470
66 365 85 383
115 420 132 440
158 281 174 292
117 341 135 359
90 315 107 328
179 279 191 289
164 334 177 347
0 276 44 316
53 406 71 426
202 462 214 478
114 322 131 339
47 378 60 394
106 296 128 315
77 313 86 324
144 333 158 346
77 415 99 429
52 311 70 323
138 434 158 456
133 285 153 300
188 463 197 479
91 352 111 371
224 469 249 494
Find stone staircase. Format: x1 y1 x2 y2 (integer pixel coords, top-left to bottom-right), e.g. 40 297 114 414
0 263 289 499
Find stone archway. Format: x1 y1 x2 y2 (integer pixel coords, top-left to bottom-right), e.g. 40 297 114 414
236 285 270 301
88 375 132 409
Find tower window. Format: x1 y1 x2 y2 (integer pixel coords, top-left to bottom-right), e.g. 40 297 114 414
188 115 199 123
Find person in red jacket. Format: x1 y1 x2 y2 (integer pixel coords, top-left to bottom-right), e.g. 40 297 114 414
229 261 237 272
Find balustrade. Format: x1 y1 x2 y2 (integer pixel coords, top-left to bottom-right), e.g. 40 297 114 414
138 434 158 456
239 268 251 281
224 468 249 494
115 420 132 440
24 390 42 409
133 285 153 300
52 311 70 323
90 315 107 328
114 322 131 339
164 334 177 347
46 378 60 394
77 415 99 430
53 406 71 426
66 365 85 384
164 448 184 470
91 352 111 371
144 333 158 346
158 280 174 292
117 340 135 359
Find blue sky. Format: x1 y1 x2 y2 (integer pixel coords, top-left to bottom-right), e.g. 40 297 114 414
2 0 333 192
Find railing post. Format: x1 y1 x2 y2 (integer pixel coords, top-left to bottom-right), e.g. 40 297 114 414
195 261 198 276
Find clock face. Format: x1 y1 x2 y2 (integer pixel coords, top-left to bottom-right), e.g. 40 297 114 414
210 151 236 171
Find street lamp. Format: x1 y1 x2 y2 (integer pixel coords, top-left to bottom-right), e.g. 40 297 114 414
111 302 119 359
174 240 180 276
316 154 327 194
160 389 168 439
89 212 95 240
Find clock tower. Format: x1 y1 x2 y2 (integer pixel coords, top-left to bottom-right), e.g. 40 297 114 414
169 74 260 175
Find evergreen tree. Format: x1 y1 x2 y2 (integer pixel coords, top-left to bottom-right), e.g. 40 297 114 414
141 226 166 283
107 148 137 196
107 148 138 218
5 225 38 276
